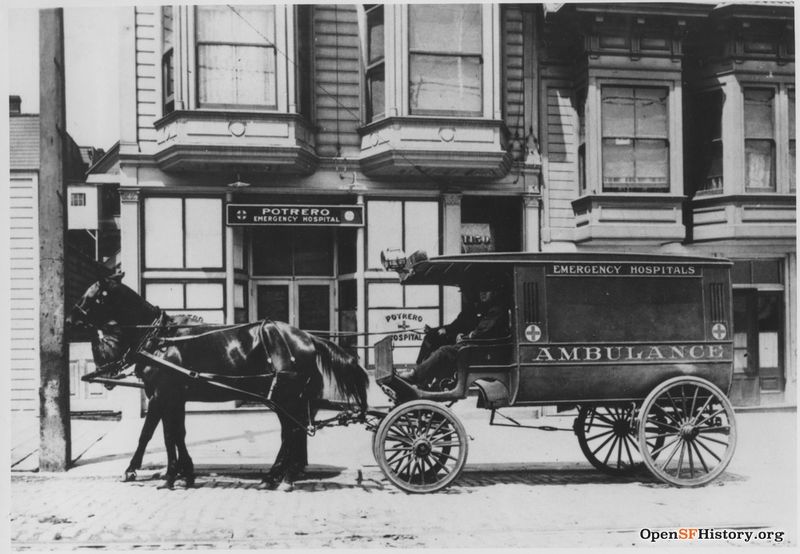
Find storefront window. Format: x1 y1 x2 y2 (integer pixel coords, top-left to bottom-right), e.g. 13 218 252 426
251 227 334 276
144 197 223 269
145 281 225 323
601 86 669 192
408 4 482 116
744 88 776 191
196 5 277 108
366 200 439 270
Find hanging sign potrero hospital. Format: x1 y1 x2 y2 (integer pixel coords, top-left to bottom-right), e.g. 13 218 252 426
226 204 364 227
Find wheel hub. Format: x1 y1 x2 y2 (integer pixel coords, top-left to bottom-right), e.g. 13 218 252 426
679 423 699 440
413 438 432 458
613 419 631 435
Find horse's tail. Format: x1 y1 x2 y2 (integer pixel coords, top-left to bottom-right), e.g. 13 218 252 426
309 335 369 411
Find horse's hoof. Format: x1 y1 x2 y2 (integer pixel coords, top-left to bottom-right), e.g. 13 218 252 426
157 480 175 490
183 475 196 488
123 471 137 482
277 480 295 492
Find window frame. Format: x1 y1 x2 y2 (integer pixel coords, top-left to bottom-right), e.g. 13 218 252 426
580 75 682 196
364 4 385 122
142 196 225 271
743 86 777 192
161 6 175 114
600 84 671 193
406 3 484 117
70 192 87 207
194 4 279 110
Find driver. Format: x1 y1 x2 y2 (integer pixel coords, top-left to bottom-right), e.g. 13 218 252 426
416 284 480 364
398 283 509 386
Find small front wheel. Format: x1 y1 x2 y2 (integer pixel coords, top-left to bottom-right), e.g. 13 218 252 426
575 404 641 475
373 400 468 493
638 376 736 487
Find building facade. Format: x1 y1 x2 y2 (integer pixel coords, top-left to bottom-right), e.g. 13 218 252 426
103 3 794 413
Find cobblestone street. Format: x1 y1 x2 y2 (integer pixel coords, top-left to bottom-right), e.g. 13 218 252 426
10 408 797 549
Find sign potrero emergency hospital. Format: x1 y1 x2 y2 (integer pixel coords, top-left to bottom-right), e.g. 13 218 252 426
226 204 364 226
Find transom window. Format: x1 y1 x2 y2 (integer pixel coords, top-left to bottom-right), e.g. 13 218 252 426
601 86 669 192
196 5 277 109
744 88 776 191
408 4 482 116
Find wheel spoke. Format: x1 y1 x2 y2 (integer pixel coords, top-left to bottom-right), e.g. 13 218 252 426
585 428 616 442
602 436 620 466
694 434 730 447
591 431 617 457
664 391 684 420
687 440 695 478
690 440 710 473
591 411 618 426
431 441 462 449
585 422 615 430
675 440 687 477
694 407 726 427
689 386 700 418
693 435 723 463
384 446 413 452
652 403 682 427
659 438 683 471
622 433 636 466
697 425 731 434
385 431 414 445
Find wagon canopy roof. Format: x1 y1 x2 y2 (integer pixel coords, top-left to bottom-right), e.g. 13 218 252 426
400 251 732 286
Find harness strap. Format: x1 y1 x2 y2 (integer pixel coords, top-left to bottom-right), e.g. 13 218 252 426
158 321 256 343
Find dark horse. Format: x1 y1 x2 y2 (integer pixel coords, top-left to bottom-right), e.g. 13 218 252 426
67 273 369 490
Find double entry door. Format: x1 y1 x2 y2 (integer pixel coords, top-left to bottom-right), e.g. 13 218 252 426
254 279 333 333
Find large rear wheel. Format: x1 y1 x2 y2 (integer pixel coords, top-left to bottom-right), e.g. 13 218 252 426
373 400 468 493
638 376 736 487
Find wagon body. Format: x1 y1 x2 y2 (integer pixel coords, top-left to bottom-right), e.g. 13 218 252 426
372 251 737 492
391 251 734 406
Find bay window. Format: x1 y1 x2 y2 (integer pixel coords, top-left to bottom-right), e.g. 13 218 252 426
744 88 776 191
196 5 277 108
408 4 482 116
601 86 669 193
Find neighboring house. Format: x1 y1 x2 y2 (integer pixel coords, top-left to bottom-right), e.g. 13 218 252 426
96 2 793 415
9 96 119 460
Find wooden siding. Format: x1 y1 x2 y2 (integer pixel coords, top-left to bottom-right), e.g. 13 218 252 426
545 85 578 230
136 6 159 151
313 4 361 158
503 6 525 140
9 173 39 413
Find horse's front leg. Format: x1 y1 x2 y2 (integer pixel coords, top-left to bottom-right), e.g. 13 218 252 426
260 411 292 489
124 396 162 482
173 401 195 487
157 398 182 490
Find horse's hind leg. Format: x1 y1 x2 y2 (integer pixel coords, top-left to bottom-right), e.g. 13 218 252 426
124 396 162 482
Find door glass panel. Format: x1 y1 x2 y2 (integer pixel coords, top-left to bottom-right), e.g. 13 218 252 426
257 285 289 322
733 292 755 375
252 228 292 276
298 285 330 332
294 228 333 276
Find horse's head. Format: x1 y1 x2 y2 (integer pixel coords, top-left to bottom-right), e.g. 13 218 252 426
67 272 128 330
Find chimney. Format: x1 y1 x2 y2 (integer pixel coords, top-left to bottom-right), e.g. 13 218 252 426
9 95 21 115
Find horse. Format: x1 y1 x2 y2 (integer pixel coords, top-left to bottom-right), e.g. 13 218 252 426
67 273 370 490
88 313 205 483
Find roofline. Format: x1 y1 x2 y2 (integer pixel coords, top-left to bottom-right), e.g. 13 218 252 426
424 251 732 265
87 141 120 175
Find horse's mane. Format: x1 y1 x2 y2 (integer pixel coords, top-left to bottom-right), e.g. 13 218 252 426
308 334 369 411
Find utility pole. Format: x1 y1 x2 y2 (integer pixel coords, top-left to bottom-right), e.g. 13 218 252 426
39 8 71 471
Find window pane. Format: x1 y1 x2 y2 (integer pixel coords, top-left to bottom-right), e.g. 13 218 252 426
233 227 244 270
294 228 333 276
145 282 184 309
366 6 384 64
635 139 670 190
789 89 795 140
745 139 776 190
174 310 225 324
409 4 481 54
298 285 330 332
368 283 403 307
234 283 245 309
409 54 481 115
162 6 173 49
257 285 289 322
405 285 439 307
602 87 635 137
636 88 668 137
197 5 275 44
404 201 439 259
368 67 385 120
790 140 796 190
185 198 222 268
367 201 402 270
186 283 224 309
602 139 635 190
752 259 781 284
252 228 292 275
144 198 183 268
744 88 774 138
198 45 275 106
